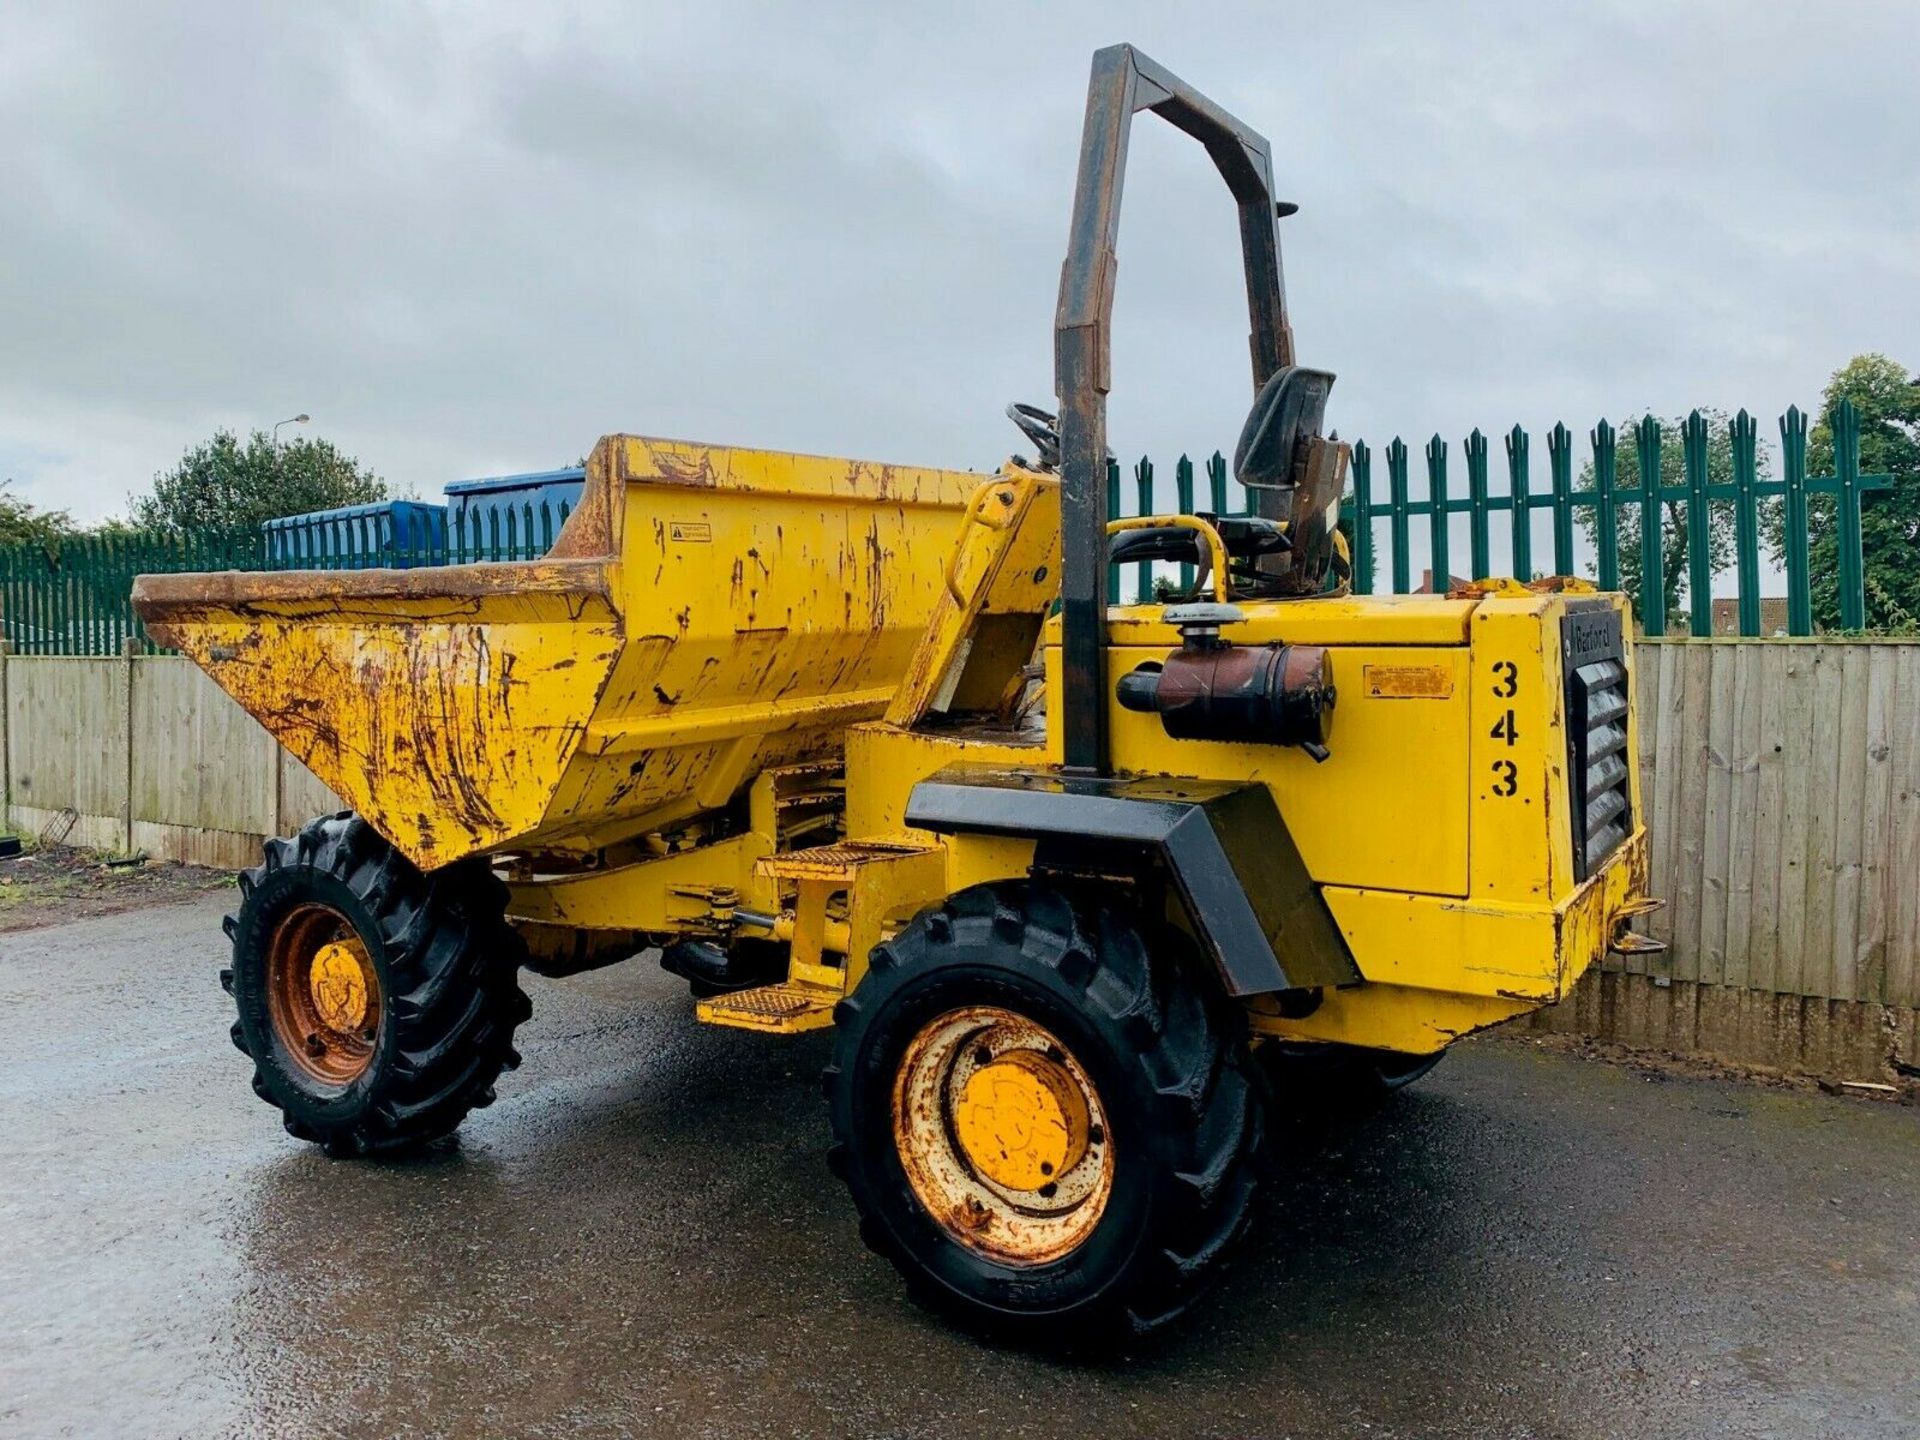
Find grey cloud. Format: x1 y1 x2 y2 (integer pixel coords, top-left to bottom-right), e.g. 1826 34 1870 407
1 0 1915 527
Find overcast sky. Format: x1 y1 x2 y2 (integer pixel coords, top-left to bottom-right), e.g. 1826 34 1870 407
3 0 1916 535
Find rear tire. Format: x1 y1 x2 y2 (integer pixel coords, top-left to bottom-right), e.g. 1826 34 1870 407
824 882 1264 1341
222 813 531 1156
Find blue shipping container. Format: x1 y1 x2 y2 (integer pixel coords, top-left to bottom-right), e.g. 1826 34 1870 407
262 500 449 569
444 468 585 555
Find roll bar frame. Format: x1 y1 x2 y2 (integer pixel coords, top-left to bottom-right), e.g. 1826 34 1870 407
1054 44 1295 774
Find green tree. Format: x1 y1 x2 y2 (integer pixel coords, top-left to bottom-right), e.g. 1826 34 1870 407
0 477 77 548
130 429 386 533
1575 409 1753 629
1762 354 1920 633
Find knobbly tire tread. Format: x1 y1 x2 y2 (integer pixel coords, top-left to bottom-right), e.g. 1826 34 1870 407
225 812 529 1156
824 881 1265 1343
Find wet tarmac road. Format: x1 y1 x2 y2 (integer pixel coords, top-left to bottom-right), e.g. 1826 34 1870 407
3 895 1917 1439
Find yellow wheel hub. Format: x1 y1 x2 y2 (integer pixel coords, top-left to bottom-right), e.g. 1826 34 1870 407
309 939 371 1033
267 903 384 1086
892 1005 1115 1267
953 1048 1090 1192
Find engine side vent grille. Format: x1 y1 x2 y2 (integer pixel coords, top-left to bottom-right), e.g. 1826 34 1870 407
1562 607 1632 881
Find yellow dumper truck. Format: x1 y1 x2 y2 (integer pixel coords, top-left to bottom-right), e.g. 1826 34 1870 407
134 46 1652 1337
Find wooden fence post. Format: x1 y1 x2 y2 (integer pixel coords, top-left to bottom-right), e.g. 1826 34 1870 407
122 636 138 856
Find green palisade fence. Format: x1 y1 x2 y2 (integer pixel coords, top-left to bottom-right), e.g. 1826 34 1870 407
1100 401 1891 638
0 502 572 656
0 529 266 656
0 404 1893 654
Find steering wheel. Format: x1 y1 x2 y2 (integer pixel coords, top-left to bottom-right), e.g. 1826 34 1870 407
1006 402 1061 471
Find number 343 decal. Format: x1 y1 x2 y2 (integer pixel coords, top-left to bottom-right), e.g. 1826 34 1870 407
1489 660 1520 797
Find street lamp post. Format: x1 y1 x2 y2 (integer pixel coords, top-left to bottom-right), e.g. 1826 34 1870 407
272 413 310 448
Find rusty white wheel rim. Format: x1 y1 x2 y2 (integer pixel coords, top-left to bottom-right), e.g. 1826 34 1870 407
891 1005 1115 1266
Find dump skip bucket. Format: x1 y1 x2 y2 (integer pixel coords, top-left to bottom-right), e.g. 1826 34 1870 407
134 437 982 869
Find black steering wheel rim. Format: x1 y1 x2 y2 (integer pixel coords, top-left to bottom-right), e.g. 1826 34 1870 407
1006 402 1061 470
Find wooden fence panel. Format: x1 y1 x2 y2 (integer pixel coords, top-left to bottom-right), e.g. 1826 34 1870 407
4 657 128 852
1857 649 1896 1003
1804 648 1847 1000
1697 642 1737 987
1675 644 1715 974
1719 642 1761 991
3 655 340 864
1643 643 1686 967
1888 648 1920 1009
130 658 278 845
1623 640 1920 1009
1776 648 1818 995
279 750 346 830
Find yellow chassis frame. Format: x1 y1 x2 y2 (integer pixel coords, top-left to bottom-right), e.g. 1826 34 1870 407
502 473 1655 1057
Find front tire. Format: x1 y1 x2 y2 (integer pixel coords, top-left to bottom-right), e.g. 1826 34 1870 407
222 813 531 1156
824 883 1264 1340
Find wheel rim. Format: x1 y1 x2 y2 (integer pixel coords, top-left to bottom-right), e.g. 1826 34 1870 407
265 902 382 1085
891 1005 1115 1267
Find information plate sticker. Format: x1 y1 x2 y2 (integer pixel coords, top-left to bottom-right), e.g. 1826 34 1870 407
1363 663 1454 699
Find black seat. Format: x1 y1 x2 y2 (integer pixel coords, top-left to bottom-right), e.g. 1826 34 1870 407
1234 365 1336 490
